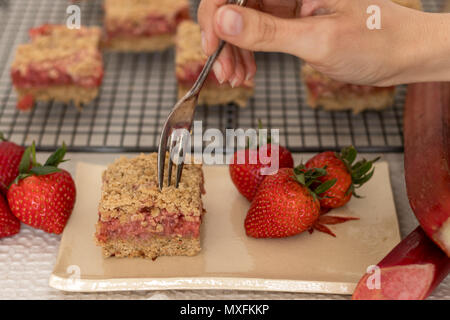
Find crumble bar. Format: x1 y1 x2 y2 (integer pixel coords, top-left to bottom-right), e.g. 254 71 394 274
95 153 205 259
11 24 103 111
103 0 190 52
176 21 254 107
301 64 397 114
301 0 422 113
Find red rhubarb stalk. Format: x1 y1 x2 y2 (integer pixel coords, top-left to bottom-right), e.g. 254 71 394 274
404 82 450 256
352 226 450 300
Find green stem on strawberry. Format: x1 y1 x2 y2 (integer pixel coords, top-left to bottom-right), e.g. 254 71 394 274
245 119 273 149
293 165 337 201
337 146 380 197
12 142 67 185
258 119 271 145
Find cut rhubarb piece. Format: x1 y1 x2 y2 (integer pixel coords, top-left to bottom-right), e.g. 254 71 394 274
103 0 190 52
352 227 450 300
175 20 254 107
11 24 103 110
404 82 450 256
95 153 205 259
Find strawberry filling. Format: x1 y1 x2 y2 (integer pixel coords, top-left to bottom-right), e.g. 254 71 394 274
106 7 189 38
29 24 53 38
11 51 103 89
176 61 221 87
96 208 201 242
305 79 395 100
16 94 34 111
29 24 91 39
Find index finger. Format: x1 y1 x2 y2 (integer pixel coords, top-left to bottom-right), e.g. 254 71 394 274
198 0 227 55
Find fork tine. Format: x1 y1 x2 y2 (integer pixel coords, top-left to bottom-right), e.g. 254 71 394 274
175 162 184 188
157 125 170 190
175 133 187 188
157 0 247 191
167 133 176 186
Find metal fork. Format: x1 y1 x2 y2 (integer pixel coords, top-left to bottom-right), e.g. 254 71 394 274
157 0 247 190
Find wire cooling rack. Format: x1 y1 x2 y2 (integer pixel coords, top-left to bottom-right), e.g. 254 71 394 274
0 0 444 153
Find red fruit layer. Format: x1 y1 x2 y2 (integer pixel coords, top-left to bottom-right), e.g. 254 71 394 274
96 209 201 242
29 24 58 38
305 78 395 100
11 51 103 89
176 61 221 87
105 7 189 38
16 94 34 111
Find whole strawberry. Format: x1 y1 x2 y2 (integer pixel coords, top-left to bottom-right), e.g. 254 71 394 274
0 194 20 238
305 146 379 209
229 143 294 201
7 143 76 234
245 167 336 238
0 133 25 195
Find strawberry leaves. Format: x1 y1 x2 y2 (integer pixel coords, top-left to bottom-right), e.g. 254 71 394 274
311 215 360 237
245 120 273 149
337 146 380 197
315 179 338 195
30 166 61 176
293 165 337 200
44 142 68 167
12 142 67 185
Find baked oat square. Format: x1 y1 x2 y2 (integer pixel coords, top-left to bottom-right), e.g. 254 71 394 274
175 20 254 107
301 64 397 114
11 24 103 111
103 0 190 52
95 153 205 259
300 0 422 113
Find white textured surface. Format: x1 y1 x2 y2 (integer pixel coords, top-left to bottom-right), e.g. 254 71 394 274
0 153 449 300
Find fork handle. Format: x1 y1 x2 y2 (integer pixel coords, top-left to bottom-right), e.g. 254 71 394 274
189 40 227 96
188 0 247 96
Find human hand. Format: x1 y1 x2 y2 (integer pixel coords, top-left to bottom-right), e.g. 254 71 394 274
198 0 450 86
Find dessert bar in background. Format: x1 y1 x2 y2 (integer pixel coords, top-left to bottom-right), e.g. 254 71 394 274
11 24 103 111
176 20 254 107
301 0 423 113
301 64 397 114
103 0 190 52
95 153 205 259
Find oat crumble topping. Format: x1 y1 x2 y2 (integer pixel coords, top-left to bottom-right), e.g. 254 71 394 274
105 0 189 22
175 20 206 67
11 25 102 79
99 153 203 221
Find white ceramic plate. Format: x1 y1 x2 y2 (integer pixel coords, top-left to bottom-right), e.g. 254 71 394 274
50 161 400 294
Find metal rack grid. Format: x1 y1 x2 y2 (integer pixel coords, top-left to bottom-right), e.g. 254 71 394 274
0 0 443 153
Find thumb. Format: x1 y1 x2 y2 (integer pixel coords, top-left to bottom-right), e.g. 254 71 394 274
213 5 308 55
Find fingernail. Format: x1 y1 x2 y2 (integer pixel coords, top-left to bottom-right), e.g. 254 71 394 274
230 77 238 88
201 31 207 54
245 73 252 82
213 61 224 84
218 8 243 36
